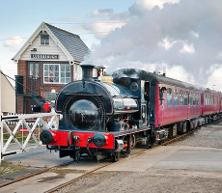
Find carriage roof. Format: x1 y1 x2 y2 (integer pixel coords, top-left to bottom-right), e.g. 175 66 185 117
113 68 199 90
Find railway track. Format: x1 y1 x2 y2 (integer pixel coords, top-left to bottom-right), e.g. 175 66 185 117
0 129 195 192
45 130 195 193
0 160 74 189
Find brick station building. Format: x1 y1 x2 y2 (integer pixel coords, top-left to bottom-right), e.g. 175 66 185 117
12 22 89 113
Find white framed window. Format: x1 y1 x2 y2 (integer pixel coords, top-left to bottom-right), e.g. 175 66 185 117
41 34 49 45
29 62 39 78
43 63 71 84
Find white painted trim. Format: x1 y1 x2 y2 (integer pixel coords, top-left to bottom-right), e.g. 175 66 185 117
43 63 71 84
12 22 45 61
12 22 74 62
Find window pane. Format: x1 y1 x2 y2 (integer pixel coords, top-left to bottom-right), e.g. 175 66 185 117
61 65 65 71
61 72 65 77
44 64 60 83
67 65 71 70
59 64 71 84
41 34 49 45
55 76 59 82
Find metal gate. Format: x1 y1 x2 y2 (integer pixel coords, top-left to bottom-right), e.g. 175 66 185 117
0 112 59 164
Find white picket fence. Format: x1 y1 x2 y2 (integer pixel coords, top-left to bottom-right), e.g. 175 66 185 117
0 112 60 164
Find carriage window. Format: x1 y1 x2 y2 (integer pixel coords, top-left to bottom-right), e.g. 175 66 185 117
205 94 214 105
193 94 199 105
193 95 196 105
205 95 209 105
167 88 173 105
189 95 193 105
173 94 179 105
183 93 188 105
179 94 183 105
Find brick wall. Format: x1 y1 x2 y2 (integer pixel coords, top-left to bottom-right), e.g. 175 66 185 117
17 60 28 92
16 60 74 113
16 95 24 113
16 60 27 113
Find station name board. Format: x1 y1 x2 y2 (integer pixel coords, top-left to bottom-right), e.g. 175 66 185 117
31 54 59 60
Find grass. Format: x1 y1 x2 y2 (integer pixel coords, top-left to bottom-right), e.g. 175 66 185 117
0 161 24 176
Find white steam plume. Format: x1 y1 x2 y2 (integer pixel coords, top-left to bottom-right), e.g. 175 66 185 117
88 0 222 85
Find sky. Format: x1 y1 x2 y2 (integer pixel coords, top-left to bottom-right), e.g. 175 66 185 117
1 0 222 90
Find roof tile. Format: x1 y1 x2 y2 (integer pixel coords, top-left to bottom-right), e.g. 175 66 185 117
45 23 90 62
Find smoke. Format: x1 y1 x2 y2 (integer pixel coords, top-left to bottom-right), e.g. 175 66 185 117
88 0 222 85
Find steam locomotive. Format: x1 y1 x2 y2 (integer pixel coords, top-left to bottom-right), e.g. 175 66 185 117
40 65 222 162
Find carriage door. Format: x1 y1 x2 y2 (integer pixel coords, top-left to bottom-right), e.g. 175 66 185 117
141 81 150 125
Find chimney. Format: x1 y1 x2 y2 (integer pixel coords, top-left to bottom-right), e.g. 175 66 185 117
81 64 94 80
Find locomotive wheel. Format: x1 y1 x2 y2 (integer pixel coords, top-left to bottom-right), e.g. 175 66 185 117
126 135 136 155
112 152 120 162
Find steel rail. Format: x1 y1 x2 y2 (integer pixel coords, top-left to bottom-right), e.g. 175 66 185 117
45 131 194 193
0 128 198 191
0 160 73 188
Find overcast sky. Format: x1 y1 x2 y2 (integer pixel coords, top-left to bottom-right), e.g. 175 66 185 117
1 0 222 90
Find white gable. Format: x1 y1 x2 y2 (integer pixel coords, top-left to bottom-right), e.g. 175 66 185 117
12 22 73 62
20 32 68 61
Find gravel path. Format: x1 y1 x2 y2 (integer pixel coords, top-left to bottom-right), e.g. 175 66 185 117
57 123 222 193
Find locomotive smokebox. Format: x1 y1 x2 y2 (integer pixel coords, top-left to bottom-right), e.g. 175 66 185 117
81 64 94 80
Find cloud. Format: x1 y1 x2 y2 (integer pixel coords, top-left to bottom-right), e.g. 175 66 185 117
135 0 180 10
158 38 177 50
190 31 199 39
92 9 114 17
84 20 126 38
88 0 222 86
83 8 128 38
179 43 195 54
207 66 222 90
167 65 195 84
3 36 24 48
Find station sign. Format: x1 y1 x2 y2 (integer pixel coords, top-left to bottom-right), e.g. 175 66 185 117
30 54 59 60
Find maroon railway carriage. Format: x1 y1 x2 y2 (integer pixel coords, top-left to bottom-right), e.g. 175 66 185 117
40 67 221 162
201 89 222 122
117 69 203 140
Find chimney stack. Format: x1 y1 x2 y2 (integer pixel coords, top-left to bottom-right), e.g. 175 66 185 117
81 64 94 80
